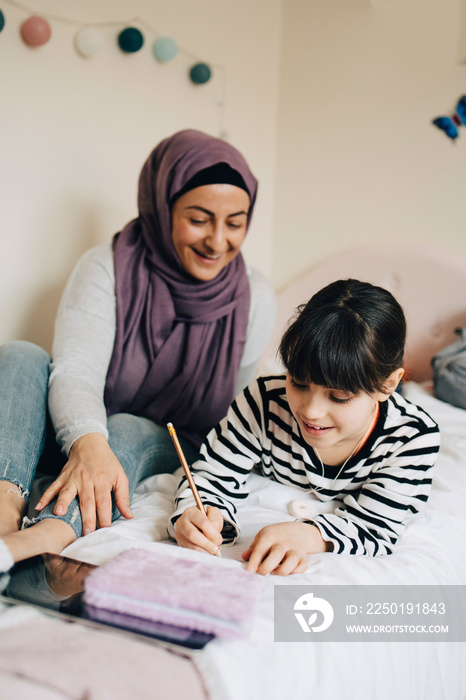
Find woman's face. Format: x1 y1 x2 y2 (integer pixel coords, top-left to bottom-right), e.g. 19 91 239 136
171 183 250 281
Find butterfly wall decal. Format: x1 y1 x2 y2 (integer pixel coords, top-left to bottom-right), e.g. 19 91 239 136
432 95 466 140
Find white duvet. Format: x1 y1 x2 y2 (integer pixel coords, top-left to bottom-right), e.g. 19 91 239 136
58 382 466 700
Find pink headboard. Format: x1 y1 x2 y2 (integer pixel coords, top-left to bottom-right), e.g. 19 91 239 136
261 244 466 382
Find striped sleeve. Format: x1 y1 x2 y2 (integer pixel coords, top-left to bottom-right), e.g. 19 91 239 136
167 383 265 543
311 417 440 556
167 380 441 557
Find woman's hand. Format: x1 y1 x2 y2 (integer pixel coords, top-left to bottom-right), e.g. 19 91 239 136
242 521 329 576
35 433 133 535
174 505 224 556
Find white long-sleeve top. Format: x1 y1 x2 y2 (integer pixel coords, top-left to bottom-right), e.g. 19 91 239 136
168 375 440 556
48 244 276 455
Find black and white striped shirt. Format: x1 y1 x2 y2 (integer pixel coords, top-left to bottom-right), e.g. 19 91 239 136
168 375 440 556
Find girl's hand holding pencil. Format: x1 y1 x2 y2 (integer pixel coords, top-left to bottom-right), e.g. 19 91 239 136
167 423 223 557
174 505 224 556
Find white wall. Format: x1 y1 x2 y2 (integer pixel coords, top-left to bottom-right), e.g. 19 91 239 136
274 0 466 289
3 0 465 349
0 0 282 351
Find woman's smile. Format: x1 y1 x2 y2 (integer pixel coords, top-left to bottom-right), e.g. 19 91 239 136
191 246 224 263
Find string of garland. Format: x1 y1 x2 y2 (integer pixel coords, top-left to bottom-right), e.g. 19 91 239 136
0 0 225 88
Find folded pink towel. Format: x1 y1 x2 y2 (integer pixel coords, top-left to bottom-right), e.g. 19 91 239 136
83 548 261 640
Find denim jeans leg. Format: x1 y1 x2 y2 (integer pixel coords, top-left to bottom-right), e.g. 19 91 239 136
0 341 50 499
107 413 200 501
107 414 200 525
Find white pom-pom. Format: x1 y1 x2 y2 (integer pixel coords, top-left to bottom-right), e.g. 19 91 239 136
288 499 313 520
75 26 103 58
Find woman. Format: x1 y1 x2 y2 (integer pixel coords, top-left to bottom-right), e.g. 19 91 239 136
0 129 276 570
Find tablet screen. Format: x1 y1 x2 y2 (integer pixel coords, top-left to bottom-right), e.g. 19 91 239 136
2 553 213 652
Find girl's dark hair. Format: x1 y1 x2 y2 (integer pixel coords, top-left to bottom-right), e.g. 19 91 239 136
279 279 406 394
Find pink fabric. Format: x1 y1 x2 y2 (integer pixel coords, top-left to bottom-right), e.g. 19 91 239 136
84 548 261 639
0 613 206 700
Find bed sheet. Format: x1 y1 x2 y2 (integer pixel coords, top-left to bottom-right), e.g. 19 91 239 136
54 381 466 700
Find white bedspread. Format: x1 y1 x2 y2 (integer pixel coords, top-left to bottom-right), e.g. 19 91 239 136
51 383 466 699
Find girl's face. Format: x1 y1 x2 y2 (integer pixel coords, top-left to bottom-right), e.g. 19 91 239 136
285 374 397 464
171 184 250 282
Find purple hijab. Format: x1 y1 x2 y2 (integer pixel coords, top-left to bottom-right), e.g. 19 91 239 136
104 130 258 447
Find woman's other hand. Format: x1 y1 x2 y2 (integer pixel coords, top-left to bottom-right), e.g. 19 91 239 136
174 505 223 556
35 433 133 535
242 521 329 576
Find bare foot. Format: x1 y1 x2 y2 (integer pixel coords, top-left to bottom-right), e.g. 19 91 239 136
2 518 77 565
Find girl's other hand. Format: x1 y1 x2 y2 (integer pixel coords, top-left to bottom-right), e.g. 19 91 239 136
242 521 328 576
35 433 133 536
174 505 223 556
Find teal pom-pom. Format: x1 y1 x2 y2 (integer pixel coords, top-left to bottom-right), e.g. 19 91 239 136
153 36 178 62
118 27 144 53
189 63 212 85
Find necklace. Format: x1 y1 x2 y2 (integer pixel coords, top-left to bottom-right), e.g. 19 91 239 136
310 402 380 495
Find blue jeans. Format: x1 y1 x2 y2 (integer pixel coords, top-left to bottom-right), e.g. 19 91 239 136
0 341 199 537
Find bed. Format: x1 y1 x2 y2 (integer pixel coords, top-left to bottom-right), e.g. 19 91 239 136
1 243 466 700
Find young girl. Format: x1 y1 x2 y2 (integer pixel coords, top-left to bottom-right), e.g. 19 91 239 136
168 279 440 576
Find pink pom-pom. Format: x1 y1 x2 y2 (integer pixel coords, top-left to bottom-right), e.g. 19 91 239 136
21 16 52 47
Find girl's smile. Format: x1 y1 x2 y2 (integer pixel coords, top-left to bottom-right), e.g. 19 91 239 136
301 421 334 437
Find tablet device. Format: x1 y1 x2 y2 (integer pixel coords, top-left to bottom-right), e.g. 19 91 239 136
2 553 214 654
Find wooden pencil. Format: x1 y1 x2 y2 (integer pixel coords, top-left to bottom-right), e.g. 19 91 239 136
166 422 207 515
